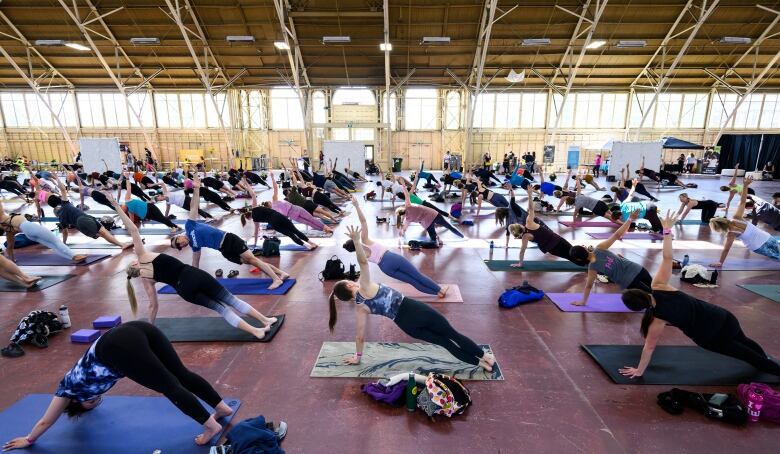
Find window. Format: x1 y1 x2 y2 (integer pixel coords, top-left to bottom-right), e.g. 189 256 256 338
270 88 304 129
520 92 547 128
77 92 106 128
708 92 738 129
102 93 130 128
679 93 708 128
1 92 28 127
629 92 657 128
382 93 397 130
574 93 601 128
759 93 780 129
733 93 763 129
332 88 374 105
549 93 575 128
473 93 495 128
600 93 627 129
654 93 683 129
494 93 521 128
154 93 181 128
0 92 77 128
331 128 350 140
241 90 264 129
404 88 438 130
205 93 229 128
445 91 460 129
312 91 327 124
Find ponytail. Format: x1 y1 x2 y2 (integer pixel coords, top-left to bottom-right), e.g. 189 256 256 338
328 292 338 332
640 306 655 338
395 207 406 229
126 276 138 315
621 289 654 338
240 211 249 227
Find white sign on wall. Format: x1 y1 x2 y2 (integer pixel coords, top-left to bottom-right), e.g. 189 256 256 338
79 138 122 174
323 141 366 176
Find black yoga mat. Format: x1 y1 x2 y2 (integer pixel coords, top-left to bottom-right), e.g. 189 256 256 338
12 253 110 266
582 344 780 385
153 315 285 342
0 275 74 292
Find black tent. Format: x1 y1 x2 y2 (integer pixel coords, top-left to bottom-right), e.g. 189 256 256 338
661 137 705 149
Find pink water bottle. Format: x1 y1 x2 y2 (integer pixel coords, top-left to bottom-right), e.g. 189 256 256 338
746 387 764 422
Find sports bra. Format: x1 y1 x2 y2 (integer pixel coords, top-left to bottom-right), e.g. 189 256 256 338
356 284 404 320
147 254 187 287
367 242 388 264
481 188 490 199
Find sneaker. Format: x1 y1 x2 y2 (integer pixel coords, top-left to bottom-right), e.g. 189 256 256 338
1 342 24 358
596 274 609 283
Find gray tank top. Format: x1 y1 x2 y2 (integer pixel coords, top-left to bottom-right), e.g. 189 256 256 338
590 248 643 289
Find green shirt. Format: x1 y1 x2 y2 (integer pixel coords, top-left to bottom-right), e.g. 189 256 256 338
286 188 307 207
410 192 423 205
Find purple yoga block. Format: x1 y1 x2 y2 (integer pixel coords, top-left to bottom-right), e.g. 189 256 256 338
71 329 100 343
93 316 122 329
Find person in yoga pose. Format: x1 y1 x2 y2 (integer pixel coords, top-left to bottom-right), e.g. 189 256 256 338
202 175 237 200
116 173 152 202
710 177 780 267
396 185 463 245
262 173 333 234
329 226 495 371
120 175 180 233
746 194 780 231
636 157 688 189
412 162 441 189
282 167 342 222
509 186 576 268
171 176 288 290
569 209 649 306
110 193 277 340
344 196 448 298
496 187 541 248
1 321 236 450
572 172 603 191
189 179 234 214
557 175 610 222
675 193 720 224
611 165 659 202
0 254 42 288
720 164 756 216
328 159 356 191
156 180 213 219
532 169 569 199
473 179 509 217
503 164 533 190
0 201 87 263
345 159 369 183
619 211 780 378
602 179 663 232
0 177 28 200
240 185 320 250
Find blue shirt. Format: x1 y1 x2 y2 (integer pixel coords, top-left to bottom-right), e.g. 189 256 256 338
55 341 123 402
620 201 647 220
540 181 556 195
185 219 225 252
125 199 148 218
356 284 404 320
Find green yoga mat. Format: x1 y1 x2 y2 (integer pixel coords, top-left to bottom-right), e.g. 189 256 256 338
677 219 707 225
738 284 780 303
311 342 502 381
484 260 586 272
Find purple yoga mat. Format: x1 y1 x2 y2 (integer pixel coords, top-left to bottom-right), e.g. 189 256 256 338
12 253 110 266
559 221 618 228
546 293 636 313
696 258 780 271
587 232 667 240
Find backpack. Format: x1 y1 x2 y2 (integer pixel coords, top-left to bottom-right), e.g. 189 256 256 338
256 236 280 257
657 388 747 426
10 310 64 348
319 255 346 281
416 373 472 419
737 383 780 423
431 192 445 203
498 281 544 309
450 202 462 219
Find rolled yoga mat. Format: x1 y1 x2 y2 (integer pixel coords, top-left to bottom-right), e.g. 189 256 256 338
546 293 635 313
587 231 667 240
581 344 780 385
159 278 296 295
484 260 585 272
0 394 241 451
12 253 110 266
391 283 463 303
558 221 619 228
737 284 780 303
0 275 74 292
311 342 502 381
696 258 780 271
153 315 284 342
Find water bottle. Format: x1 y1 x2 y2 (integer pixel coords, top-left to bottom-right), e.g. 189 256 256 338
747 387 764 422
59 305 71 329
682 254 689 267
489 240 494 249
405 373 417 412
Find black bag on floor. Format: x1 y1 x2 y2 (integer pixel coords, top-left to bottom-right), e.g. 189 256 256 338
657 388 747 426
256 236 281 257
346 263 360 281
319 255 346 281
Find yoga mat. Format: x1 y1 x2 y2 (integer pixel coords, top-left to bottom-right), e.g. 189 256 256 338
558 221 618 228
12 253 110 266
677 219 707 225
311 342 502 381
546 293 634 313
66 242 121 249
697 258 780 271
738 284 780 303
153 315 284 342
392 283 463 303
0 394 240 451
0 275 74 292
587 232 666 240
484 260 585 272
111 228 177 236
540 211 594 217
279 244 309 251
158 278 296 295
582 345 780 385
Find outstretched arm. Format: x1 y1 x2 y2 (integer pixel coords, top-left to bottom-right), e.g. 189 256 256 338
2 396 70 450
351 196 371 244
651 210 678 288
189 174 201 221
270 171 279 201
713 233 736 268
347 226 371 286
620 319 665 378
728 162 739 187
401 184 412 208
597 209 639 250
106 192 146 254
733 177 752 220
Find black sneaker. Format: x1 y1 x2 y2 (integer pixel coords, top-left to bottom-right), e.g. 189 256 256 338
1 343 24 358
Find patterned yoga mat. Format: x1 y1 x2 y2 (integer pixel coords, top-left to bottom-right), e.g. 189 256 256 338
310 342 503 381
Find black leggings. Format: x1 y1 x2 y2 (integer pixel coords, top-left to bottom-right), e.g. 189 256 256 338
633 183 657 201
313 191 341 213
626 267 653 293
332 171 355 190
422 201 449 218
700 314 780 376
696 200 719 223
0 180 26 196
129 183 151 201
644 207 663 233
393 298 484 365
90 190 115 211
183 194 213 219
268 217 309 245
145 203 178 228
547 238 573 261
424 214 464 241
95 321 222 424
200 188 232 212
162 175 183 188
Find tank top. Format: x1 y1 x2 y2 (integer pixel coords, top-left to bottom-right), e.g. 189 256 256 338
356 284 404 320
529 222 561 253
652 290 730 344
590 248 643 289
150 254 187 287
739 221 771 251
367 242 387 264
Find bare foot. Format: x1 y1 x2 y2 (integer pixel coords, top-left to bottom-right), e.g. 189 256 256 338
437 285 449 299
478 358 493 372
263 316 278 326
324 226 334 234
482 352 495 367
268 279 283 290
121 242 134 249
279 272 290 280
195 415 222 445
25 276 43 288
72 254 88 263
213 401 234 420
251 325 271 340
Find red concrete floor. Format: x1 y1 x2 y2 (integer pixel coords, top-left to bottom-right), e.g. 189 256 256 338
1 173 779 453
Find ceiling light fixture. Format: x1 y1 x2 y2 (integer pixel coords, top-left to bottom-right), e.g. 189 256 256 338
616 40 646 48
421 36 450 45
380 42 392 51
274 41 290 50
521 38 551 46
130 37 160 45
719 36 752 44
226 35 255 43
322 36 351 44
64 42 90 51
585 40 606 49
34 40 66 47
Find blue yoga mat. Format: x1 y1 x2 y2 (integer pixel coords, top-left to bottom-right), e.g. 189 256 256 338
158 278 296 295
0 394 240 452
13 253 110 266
279 244 309 251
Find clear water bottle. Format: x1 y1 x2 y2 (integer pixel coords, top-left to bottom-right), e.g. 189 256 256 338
682 254 689 267
747 387 764 422
59 305 71 329
489 240 494 249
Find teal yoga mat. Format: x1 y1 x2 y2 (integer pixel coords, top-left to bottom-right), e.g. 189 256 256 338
738 284 780 303
677 219 707 225
484 260 586 272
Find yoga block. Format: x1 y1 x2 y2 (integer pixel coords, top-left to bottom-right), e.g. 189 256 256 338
93 316 121 329
71 329 100 343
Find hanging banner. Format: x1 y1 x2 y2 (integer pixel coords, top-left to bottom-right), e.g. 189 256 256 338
543 145 555 164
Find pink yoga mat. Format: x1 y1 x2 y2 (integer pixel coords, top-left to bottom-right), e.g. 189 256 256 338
559 221 618 228
546 293 636 313
393 283 463 303
587 232 668 240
